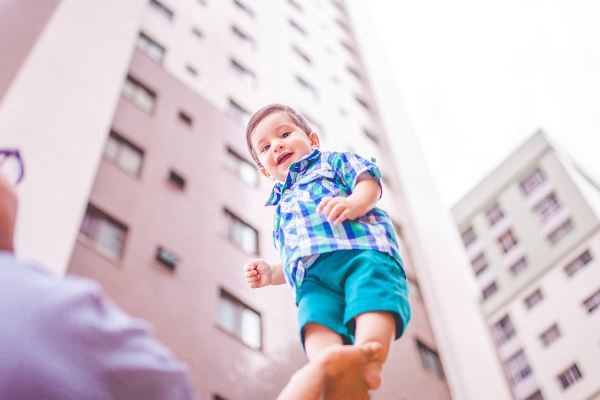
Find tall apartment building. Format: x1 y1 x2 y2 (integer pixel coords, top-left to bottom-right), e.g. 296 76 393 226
2 0 509 399
453 131 600 400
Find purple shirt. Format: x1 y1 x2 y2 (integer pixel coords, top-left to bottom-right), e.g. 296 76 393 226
0 253 195 400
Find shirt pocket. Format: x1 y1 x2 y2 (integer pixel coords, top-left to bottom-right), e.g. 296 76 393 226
296 168 338 200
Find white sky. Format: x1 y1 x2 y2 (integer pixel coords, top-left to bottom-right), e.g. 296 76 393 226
359 0 600 207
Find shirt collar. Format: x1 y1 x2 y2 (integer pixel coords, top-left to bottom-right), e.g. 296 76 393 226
265 148 321 206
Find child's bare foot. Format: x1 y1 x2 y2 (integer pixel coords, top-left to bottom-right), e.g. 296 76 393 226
319 343 382 400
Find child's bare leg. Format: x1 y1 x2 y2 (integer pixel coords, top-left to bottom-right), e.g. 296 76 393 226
354 311 396 390
303 322 343 360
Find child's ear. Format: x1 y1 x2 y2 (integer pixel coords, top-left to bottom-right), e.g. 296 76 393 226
309 132 320 149
259 166 272 180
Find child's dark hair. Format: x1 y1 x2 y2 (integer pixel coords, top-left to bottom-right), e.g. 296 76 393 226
245 104 312 166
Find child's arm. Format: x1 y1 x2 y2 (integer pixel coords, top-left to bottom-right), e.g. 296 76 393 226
243 260 286 288
317 172 381 225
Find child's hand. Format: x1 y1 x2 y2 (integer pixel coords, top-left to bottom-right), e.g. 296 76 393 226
317 196 364 224
243 259 273 288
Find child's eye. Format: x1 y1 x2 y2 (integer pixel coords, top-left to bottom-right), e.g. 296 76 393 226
260 144 270 153
281 131 291 138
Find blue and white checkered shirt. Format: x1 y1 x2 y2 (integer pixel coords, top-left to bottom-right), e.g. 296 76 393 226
266 149 403 288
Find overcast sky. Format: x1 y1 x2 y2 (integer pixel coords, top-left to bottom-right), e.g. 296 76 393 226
357 0 600 207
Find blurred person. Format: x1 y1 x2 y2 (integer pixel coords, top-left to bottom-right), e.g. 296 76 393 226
242 104 412 395
0 149 379 400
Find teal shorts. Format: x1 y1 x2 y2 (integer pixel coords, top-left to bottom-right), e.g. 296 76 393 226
296 249 411 347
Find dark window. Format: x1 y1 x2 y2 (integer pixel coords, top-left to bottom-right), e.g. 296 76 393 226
504 350 532 385
583 288 600 314
155 246 179 270
291 44 311 64
230 59 256 86
289 18 307 36
547 219 573 245
498 229 518 253
557 364 583 389
218 289 262 349
524 390 544 400
168 170 186 190
482 281 498 300
347 65 362 81
509 257 528 277
287 0 303 12
149 0 174 21
539 324 561 347
186 65 199 77
416 340 444 378
533 192 561 222
122 76 156 113
296 75 317 99
461 226 477 248
178 110 193 126
231 25 255 50
191 27 203 38
354 94 370 111
363 128 379 144
233 0 253 17
520 168 546 196
491 314 516 345
224 147 258 186
136 32 166 63
564 250 593 277
104 131 144 176
228 98 251 125
471 253 488 276
80 204 127 260
223 209 258 255
524 288 544 309
485 203 504 226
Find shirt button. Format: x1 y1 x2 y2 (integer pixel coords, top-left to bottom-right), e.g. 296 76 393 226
284 189 291 195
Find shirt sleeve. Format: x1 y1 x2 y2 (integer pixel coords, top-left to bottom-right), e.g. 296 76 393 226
52 278 196 400
329 152 383 197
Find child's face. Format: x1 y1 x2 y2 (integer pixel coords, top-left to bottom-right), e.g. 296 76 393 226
251 111 319 182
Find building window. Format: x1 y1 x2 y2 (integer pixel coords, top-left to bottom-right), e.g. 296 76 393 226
178 110 194 126
231 25 255 50
191 27 203 39
471 253 488 276
416 340 444 378
504 350 532 385
355 94 370 111
136 32 166 63
524 390 544 400
564 250 593 277
498 229 518 253
557 364 583 389
336 17 351 33
539 323 561 347
104 131 144 176
533 192 561 223
582 288 600 314
363 128 379 145
185 64 199 77
341 40 357 56
149 0 174 21
347 65 362 81
230 59 256 87
486 203 504 226
122 76 156 113
289 18 307 36
213 395 229 400
482 281 498 300
291 44 311 64
547 219 573 245
509 257 528 277
228 98 251 126
524 288 544 309
218 289 262 349
491 314 516 345
80 204 127 260
461 226 477 248
295 75 318 99
224 147 258 186
155 246 179 270
223 209 258 255
520 168 546 196
287 0 303 12
233 0 253 18
168 170 186 190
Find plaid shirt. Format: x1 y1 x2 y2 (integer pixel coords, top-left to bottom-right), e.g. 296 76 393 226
265 149 403 288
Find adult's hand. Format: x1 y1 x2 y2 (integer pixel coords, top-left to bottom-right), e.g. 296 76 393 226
0 176 18 252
